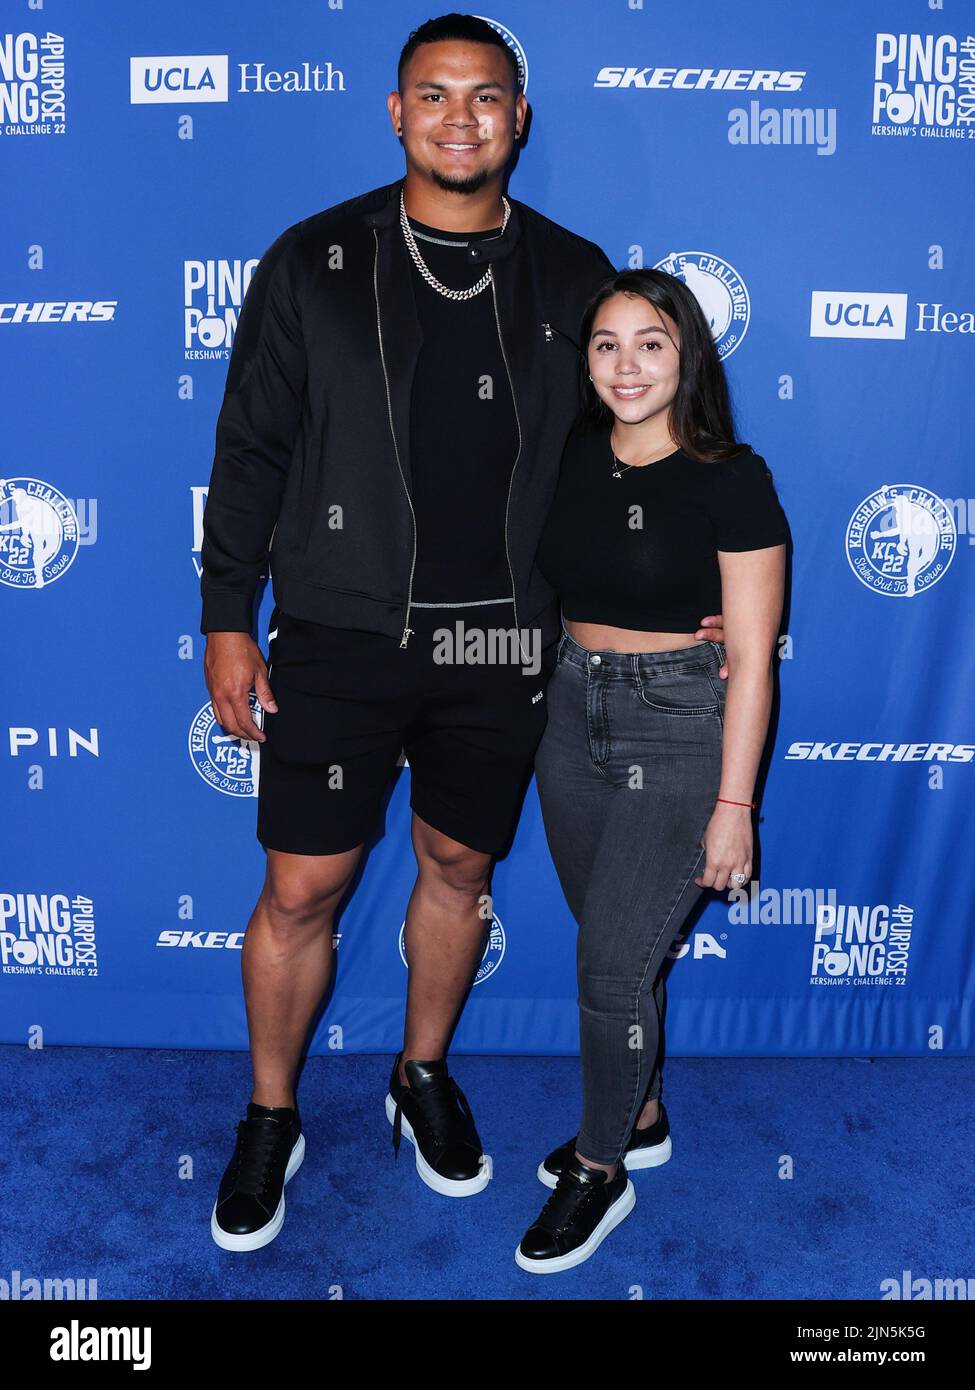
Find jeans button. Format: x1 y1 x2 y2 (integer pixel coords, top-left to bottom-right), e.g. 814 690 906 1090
590 653 601 666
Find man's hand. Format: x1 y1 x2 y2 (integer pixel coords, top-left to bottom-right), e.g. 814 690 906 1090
204 632 277 744
694 613 729 680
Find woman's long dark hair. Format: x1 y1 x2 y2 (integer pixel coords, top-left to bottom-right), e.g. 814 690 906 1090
575 268 747 462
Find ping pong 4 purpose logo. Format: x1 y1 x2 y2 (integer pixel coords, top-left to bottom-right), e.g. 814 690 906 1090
811 901 914 986
871 31 975 136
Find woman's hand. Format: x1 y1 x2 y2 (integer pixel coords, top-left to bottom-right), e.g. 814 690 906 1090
694 803 753 891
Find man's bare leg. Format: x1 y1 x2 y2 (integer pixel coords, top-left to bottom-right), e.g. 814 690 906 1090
399 812 492 1082
243 845 363 1108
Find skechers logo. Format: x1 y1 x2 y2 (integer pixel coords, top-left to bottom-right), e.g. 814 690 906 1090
0 301 117 324
594 67 805 92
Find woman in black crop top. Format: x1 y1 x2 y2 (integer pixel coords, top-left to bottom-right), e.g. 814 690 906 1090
516 269 788 1275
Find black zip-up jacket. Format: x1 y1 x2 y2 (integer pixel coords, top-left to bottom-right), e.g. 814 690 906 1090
199 175 614 649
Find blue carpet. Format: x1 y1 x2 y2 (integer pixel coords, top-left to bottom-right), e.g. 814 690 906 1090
2 1046 970 1301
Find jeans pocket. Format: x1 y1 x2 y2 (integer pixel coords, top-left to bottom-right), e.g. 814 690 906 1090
635 666 721 717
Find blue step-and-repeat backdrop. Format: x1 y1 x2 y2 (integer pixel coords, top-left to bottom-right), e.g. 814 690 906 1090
3 1 973 1057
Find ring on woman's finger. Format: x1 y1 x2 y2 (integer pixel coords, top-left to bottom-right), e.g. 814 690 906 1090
730 871 747 886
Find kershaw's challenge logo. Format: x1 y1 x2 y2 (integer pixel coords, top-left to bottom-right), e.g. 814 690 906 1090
189 699 263 797
654 251 750 358
846 483 956 597
474 16 528 93
399 915 506 985
0 478 79 590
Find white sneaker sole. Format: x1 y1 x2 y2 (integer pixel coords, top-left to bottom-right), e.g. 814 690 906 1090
515 1179 636 1274
536 1135 671 1189
385 1092 492 1197
210 1131 306 1252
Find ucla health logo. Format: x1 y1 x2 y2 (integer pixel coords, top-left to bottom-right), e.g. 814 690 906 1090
188 698 264 796
399 914 506 985
474 16 528 92
130 55 229 104
846 483 956 598
810 291 908 339
0 477 79 589
653 251 749 358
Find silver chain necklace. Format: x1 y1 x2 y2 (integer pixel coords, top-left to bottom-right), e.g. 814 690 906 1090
399 189 510 301
610 433 678 478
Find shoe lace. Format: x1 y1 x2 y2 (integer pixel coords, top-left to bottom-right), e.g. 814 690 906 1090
392 1076 476 1159
536 1168 600 1236
231 1117 288 1197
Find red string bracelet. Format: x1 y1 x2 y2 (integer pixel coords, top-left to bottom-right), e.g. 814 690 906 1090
716 797 757 809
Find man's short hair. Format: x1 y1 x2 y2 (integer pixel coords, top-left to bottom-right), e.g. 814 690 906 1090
398 13 522 93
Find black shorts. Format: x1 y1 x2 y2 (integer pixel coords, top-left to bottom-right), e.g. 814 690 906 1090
255 604 558 857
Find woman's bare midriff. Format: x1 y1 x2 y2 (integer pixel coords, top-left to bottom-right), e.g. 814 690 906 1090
564 619 702 654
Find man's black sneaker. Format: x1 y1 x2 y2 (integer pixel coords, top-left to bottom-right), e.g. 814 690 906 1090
537 1103 671 1189
210 1101 305 1251
516 1155 635 1274
385 1055 492 1197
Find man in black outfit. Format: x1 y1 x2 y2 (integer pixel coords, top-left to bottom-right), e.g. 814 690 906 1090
202 14 724 1251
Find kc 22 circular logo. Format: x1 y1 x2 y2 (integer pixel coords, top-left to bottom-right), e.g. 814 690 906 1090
474 16 528 93
846 483 956 597
0 477 79 589
188 697 266 796
399 912 506 985
653 251 750 358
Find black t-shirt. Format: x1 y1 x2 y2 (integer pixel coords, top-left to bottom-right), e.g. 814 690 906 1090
535 416 789 632
405 215 519 606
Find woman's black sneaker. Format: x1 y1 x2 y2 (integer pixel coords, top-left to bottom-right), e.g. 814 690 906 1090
210 1101 305 1251
537 1103 671 1188
516 1155 635 1274
385 1055 492 1196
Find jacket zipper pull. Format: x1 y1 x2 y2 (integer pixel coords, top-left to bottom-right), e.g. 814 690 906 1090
399 626 414 649
542 321 554 342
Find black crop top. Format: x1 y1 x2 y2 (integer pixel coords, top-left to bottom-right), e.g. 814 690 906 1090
535 418 789 633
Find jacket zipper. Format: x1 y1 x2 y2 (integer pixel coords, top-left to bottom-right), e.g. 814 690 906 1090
541 320 582 354
492 274 527 665
373 228 417 648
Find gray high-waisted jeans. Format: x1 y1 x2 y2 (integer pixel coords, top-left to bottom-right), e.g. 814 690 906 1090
533 626 727 1165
